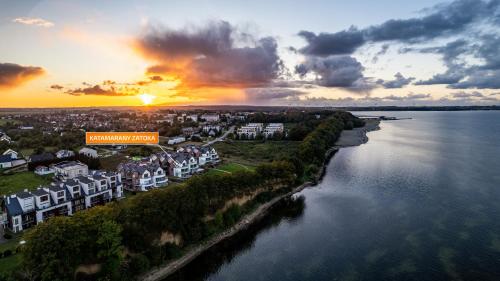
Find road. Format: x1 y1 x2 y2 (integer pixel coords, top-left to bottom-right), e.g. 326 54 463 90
203 125 234 146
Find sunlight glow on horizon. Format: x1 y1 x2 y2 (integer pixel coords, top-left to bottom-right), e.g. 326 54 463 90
139 93 156 105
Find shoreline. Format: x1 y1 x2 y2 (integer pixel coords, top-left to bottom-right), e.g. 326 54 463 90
140 119 381 281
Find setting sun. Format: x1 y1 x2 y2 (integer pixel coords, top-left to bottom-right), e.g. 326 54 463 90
139 93 155 105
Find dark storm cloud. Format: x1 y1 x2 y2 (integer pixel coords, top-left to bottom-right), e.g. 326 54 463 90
297 27 365 56
135 21 284 89
448 70 500 89
0 62 45 89
297 0 499 57
245 88 307 102
377 72 415 89
295 55 373 91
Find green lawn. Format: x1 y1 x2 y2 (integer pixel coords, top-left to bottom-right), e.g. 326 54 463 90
206 163 255 176
0 235 22 274
0 172 52 196
0 119 21 126
0 254 21 274
213 140 301 165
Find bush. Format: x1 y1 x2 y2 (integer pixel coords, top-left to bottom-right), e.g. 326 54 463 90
3 250 12 257
3 233 12 240
129 254 150 275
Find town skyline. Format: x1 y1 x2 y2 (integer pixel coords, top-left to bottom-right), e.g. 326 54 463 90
1 0 500 107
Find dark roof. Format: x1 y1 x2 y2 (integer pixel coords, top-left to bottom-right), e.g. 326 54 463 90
76 176 93 184
16 191 32 199
30 152 54 163
0 155 12 163
32 189 49 196
64 179 78 186
5 197 23 216
49 185 65 192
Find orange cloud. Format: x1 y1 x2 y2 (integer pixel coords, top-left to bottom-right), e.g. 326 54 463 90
0 63 45 89
133 21 283 90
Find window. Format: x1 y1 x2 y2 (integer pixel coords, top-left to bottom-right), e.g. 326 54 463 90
40 195 49 202
73 186 79 192
13 217 19 225
57 191 64 198
101 180 106 186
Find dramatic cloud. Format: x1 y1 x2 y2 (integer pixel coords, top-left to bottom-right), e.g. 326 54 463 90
64 83 139 96
294 0 500 92
12 17 54 28
378 72 415 88
0 62 45 89
135 21 284 89
295 55 373 91
245 88 307 103
297 0 499 57
298 27 365 56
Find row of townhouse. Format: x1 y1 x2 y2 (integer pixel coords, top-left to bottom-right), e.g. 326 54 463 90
237 123 284 138
149 145 220 180
1 161 123 233
117 161 168 192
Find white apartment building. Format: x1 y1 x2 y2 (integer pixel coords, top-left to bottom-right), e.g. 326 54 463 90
52 161 89 179
237 123 263 138
2 169 123 233
263 123 284 138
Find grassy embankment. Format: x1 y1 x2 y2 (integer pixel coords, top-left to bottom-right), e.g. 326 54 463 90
0 172 52 197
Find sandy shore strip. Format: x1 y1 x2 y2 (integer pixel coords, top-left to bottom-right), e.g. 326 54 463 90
335 119 380 147
140 119 380 281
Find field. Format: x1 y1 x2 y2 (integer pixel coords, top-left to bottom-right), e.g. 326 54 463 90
0 119 21 126
206 163 255 176
0 233 22 274
0 172 52 196
213 140 301 165
100 153 128 171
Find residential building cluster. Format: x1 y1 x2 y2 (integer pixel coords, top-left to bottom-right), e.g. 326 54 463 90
1 161 123 233
237 123 285 139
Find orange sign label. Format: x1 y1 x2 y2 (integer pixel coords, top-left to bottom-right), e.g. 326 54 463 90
86 132 159 145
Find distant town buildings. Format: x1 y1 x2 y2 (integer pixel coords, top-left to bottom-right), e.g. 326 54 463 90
237 123 263 138
237 123 285 139
263 123 284 138
79 147 98 158
55 149 75 159
167 136 186 145
201 114 219 122
0 132 11 143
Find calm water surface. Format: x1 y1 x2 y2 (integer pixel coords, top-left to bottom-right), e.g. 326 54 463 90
167 111 500 281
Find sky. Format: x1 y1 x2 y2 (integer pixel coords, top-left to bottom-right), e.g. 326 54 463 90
1 0 499 107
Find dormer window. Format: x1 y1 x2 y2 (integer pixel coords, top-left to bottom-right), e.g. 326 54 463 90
40 195 49 202
73 186 79 192
57 191 64 198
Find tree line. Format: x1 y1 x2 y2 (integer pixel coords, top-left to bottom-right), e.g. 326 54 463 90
7 111 363 281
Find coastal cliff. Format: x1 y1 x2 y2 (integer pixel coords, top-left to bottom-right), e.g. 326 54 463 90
140 119 381 281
